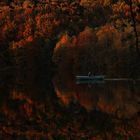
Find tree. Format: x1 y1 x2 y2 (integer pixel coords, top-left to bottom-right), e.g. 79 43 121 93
128 0 140 57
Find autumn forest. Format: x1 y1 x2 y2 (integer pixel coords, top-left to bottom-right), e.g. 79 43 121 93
0 0 139 77
0 0 140 140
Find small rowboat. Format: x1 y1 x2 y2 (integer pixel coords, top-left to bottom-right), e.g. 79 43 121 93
76 75 105 81
76 75 105 84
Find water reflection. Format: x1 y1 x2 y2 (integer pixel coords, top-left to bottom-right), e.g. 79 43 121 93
54 76 140 119
0 74 140 139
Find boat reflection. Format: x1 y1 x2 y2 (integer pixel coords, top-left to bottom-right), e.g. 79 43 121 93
54 75 140 119
0 73 140 139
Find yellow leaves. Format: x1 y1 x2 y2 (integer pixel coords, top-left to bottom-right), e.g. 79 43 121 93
112 0 140 23
59 34 69 44
11 40 25 49
55 27 97 52
22 102 33 117
10 89 34 117
96 25 116 36
112 1 126 13
24 7 33 17
35 13 59 38
56 34 70 47
23 24 32 38
26 35 34 42
3 20 16 35
55 33 73 51
56 88 72 106
77 26 96 47
23 17 34 39
96 25 122 48
80 0 112 8
23 0 34 9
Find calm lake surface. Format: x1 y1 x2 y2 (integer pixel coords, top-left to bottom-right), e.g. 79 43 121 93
0 74 140 139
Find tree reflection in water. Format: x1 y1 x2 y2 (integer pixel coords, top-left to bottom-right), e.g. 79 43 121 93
0 74 140 139
54 75 140 118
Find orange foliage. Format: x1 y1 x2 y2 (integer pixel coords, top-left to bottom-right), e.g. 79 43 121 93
96 25 122 48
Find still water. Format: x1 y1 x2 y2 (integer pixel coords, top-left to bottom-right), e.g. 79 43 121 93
0 74 140 140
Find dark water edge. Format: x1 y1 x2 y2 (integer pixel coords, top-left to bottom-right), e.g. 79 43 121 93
0 71 140 140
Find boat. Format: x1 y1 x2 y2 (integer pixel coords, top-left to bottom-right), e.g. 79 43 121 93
76 75 105 81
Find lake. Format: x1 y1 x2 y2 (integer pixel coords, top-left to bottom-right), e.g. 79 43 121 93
0 74 140 139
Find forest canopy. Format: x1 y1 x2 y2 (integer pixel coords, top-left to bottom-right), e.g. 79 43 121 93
0 0 140 77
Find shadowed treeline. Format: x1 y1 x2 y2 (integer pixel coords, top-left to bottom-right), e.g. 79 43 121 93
0 0 139 78
53 25 140 78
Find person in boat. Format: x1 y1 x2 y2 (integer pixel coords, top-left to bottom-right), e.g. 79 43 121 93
88 72 94 77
